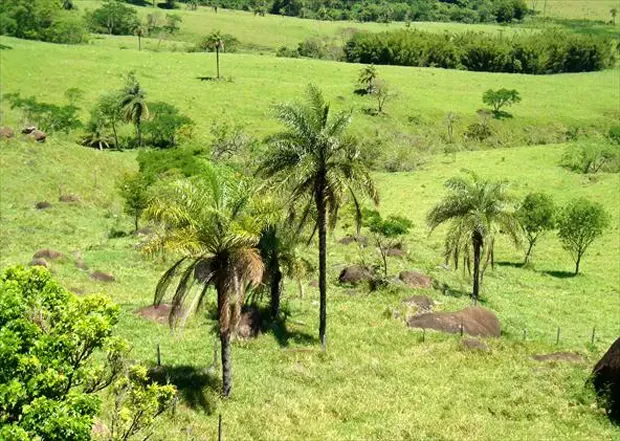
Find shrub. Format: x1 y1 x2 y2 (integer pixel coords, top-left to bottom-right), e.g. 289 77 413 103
3 92 81 133
561 143 620 174
117 172 152 231
137 146 209 180
482 88 521 117
142 101 193 148
608 126 620 145
87 0 139 35
516 192 556 264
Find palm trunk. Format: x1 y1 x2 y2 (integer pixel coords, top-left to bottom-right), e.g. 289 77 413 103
138 35 141 51
216 47 220 79
137 120 142 147
111 122 119 150
270 264 282 319
472 230 482 305
315 175 327 350
220 330 232 398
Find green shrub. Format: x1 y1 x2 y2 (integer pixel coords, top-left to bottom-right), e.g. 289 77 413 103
87 0 139 35
3 92 82 133
142 101 193 148
561 143 620 174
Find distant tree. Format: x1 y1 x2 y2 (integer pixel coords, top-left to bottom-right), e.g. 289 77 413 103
163 13 182 35
87 0 140 35
372 79 392 114
120 72 149 147
64 87 84 105
142 101 193 148
611 8 618 24
188 0 199 11
144 167 264 398
557 198 609 275
561 143 620 174
203 31 225 79
427 172 520 303
482 88 521 116
364 209 412 276
95 91 124 149
117 172 152 231
82 117 113 151
445 111 459 143
62 0 75 10
3 93 81 133
259 84 378 348
146 11 162 35
355 64 377 95
135 23 146 50
516 192 556 265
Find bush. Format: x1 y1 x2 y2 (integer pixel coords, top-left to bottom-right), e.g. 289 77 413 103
516 192 556 264
344 29 615 74
142 101 193 148
561 143 620 174
3 92 81 133
137 146 209 180
482 88 521 116
87 0 139 35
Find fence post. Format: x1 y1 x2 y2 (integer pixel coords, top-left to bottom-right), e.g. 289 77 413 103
556 327 561 345
156 342 161 367
422 328 426 343
218 414 223 441
460 322 464 337
591 327 596 345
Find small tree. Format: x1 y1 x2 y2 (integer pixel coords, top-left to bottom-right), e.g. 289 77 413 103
142 101 193 148
135 23 146 50
516 192 556 265
445 111 459 144
482 88 521 116
611 8 617 24
64 87 84 106
117 172 152 231
561 143 620 174
356 64 378 95
95 91 124 149
203 31 225 79
120 72 149 147
364 210 412 276
372 79 392 114
557 198 609 275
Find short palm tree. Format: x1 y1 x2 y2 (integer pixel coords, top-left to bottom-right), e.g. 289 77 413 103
135 24 147 51
259 84 378 348
143 167 264 398
81 118 112 151
426 172 520 304
120 73 149 147
205 31 225 79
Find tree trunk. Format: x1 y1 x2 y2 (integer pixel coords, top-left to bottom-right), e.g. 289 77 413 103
472 230 482 305
138 35 141 51
575 253 581 275
111 122 120 150
524 240 535 265
315 175 327 350
220 330 232 398
270 264 282 319
134 213 139 232
216 48 220 79
137 120 142 147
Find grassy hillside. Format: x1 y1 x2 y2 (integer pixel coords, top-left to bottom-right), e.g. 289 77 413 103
533 0 620 21
1 36 618 159
1 134 618 440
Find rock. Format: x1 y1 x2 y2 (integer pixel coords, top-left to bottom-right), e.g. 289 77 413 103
59 194 80 203
386 248 406 257
308 280 319 288
135 227 153 236
35 201 52 210
338 265 374 285
29 130 47 143
29 258 49 268
591 337 620 423
90 271 115 282
407 306 501 338
532 352 584 363
135 304 174 324
22 126 37 134
338 235 368 246
33 249 63 260
401 295 434 313
461 338 489 352
236 306 262 339
399 271 432 289
0 127 14 139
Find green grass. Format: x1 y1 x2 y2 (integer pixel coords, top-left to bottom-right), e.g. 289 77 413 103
532 0 620 22
1 36 618 159
1 135 618 441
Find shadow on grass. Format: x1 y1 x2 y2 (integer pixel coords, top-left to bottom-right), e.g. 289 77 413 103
543 270 577 279
432 280 469 299
0 44 12 50
496 261 525 269
148 365 220 414
268 316 317 348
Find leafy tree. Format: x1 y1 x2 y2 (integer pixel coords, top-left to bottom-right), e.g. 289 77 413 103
259 84 378 348
3 92 81 133
363 209 412 276
163 13 182 35
142 101 193 148
561 143 620 174
93 91 124 149
203 30 225 79
143 167 264 398
557 198 609 275
371 79 392 114
64 87 84 105
87 0 139 35
482 88 522 116
516 192 556 264
117 172 152 231
427 172 520 303
120 72 149 147
355 64 377 95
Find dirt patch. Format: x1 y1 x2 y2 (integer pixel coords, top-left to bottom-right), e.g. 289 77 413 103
339 265 374 285
135 227 153 236
386 248 406 257
90 271 115 282
0 127 14 138
35 201 52 210
76 258 88 270
308 280 319 288
33 249 63 260
135 304 173 324
399 271 432 289
407 306 501 337
461 338 489 352
70 287 86 295
592 337 620 423
236 306 262 339
338 235 369 246
59 194 80 203
532 352 584 363
402 295 434 313
29 258 49 268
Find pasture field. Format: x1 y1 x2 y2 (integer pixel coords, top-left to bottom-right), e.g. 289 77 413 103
0 135 619 440
533 0 620 21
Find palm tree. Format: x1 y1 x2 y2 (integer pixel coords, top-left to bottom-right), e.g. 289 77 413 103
135 24 147 51
426 172 520 304
205 31 225 79
81 118 111 151
259 84 378 348
120 72 149 147
143 167 264 398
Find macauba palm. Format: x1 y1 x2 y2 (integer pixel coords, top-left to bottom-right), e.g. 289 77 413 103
259 84 378 349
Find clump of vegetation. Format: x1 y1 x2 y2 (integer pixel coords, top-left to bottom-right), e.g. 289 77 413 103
87 0 139 36
516 192 556 265
363 209 412 277
561 143 620 174
483 88 521 118
121 72 149 148
354 64 378 96
0 266 175 441
557 198 609 275
3 92 81 133
117 172 152 232
143 101 193 148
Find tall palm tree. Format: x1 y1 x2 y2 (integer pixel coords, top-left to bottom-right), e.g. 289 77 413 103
205 31 225 79
143 167 264 398
427 172 520 304
259 84 378 348
135 24 147 51
120 73 149 147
